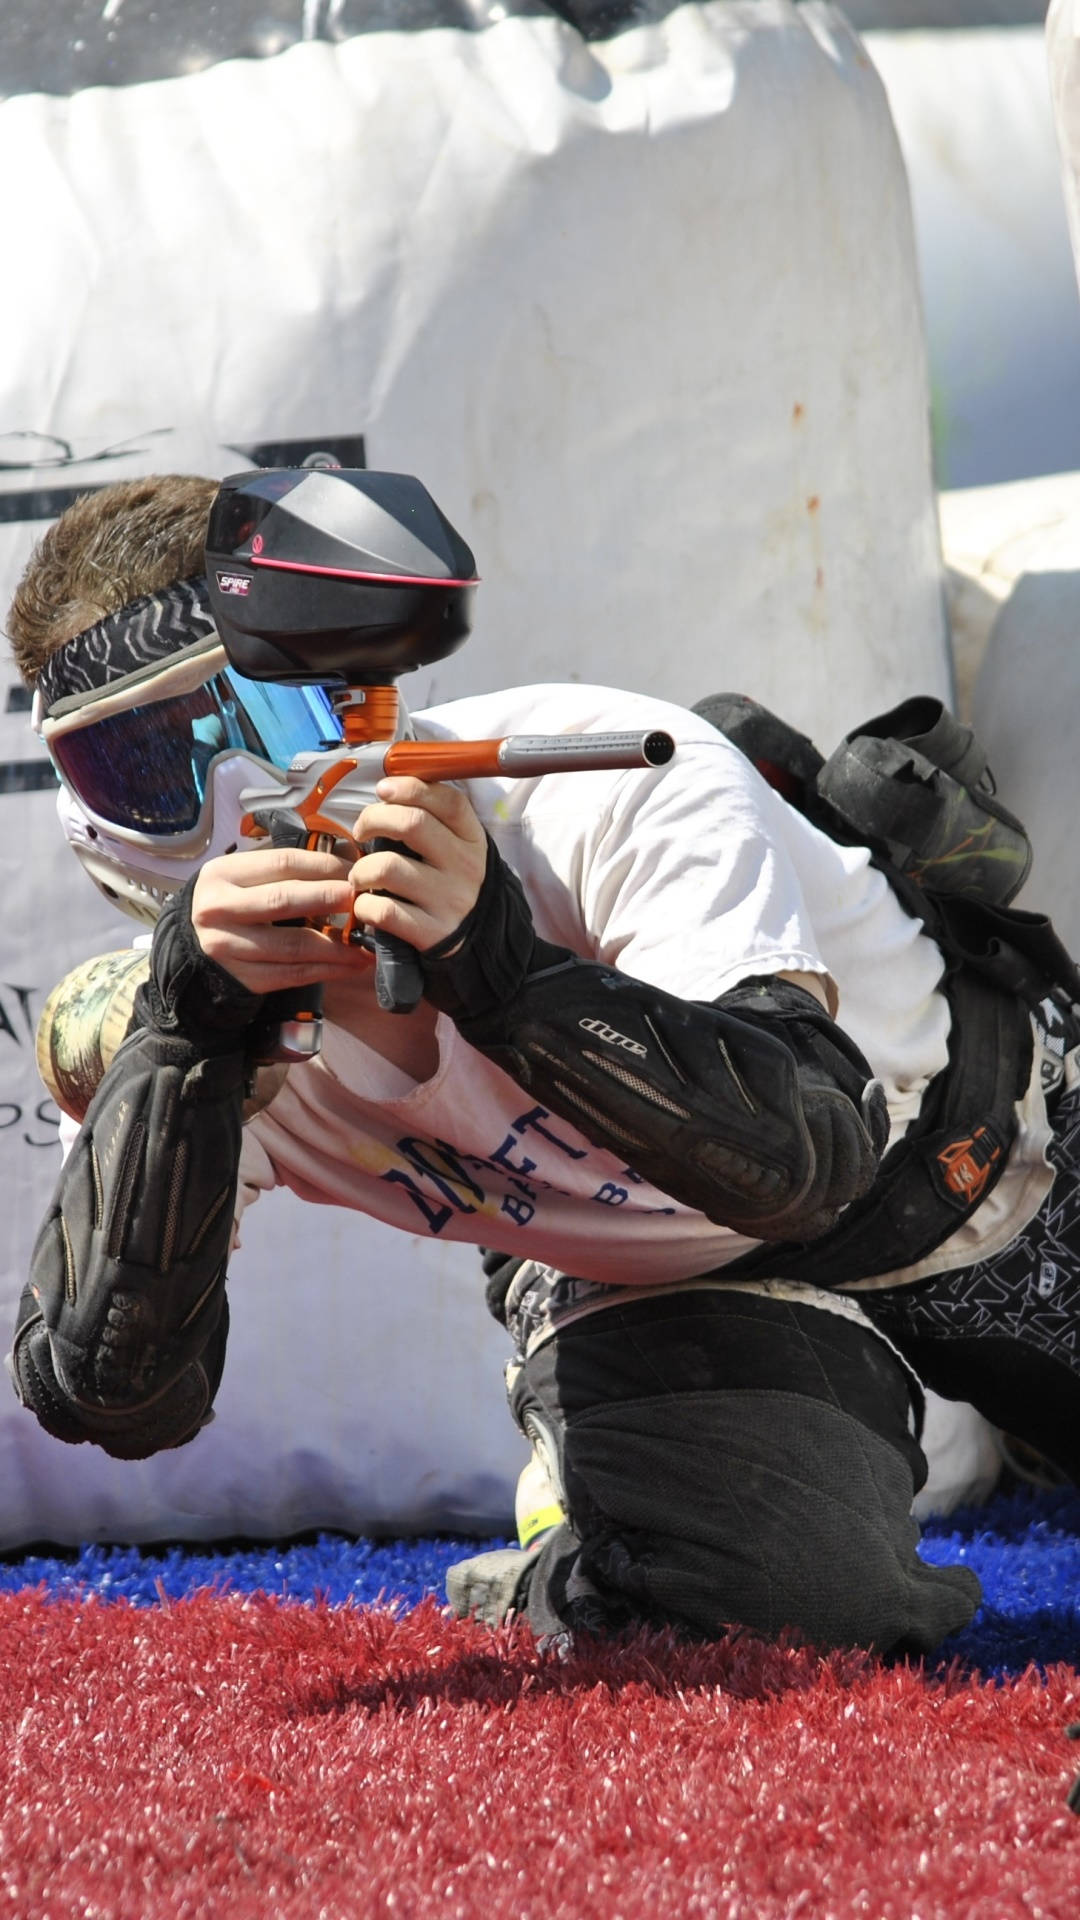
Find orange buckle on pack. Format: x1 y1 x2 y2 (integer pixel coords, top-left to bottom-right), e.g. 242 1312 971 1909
936 1126 1002 1207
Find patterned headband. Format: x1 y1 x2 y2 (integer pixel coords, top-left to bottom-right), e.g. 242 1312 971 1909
36 575 217 715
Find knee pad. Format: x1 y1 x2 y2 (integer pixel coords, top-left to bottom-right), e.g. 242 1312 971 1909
513 1285 980 1651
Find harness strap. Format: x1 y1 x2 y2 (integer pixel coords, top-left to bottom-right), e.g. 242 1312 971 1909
691 692 1057 1288
721 966 1032 1286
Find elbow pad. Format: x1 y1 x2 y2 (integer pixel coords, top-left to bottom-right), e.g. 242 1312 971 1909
11 1029 243 1458
9 881 258 1459
422 840 888 1241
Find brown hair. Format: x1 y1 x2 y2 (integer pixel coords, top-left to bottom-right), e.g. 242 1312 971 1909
6 473 219 685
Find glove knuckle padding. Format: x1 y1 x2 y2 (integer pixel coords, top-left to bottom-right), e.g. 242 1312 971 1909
12 1028 244 1458
420 838 886 1242
145 875 263 1044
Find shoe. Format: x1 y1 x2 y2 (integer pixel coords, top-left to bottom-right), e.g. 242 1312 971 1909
446 1536 548 1627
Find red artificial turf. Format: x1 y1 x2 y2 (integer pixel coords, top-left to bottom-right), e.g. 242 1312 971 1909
1 1591 1078 1919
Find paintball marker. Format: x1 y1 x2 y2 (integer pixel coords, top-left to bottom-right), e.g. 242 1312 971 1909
203 468 675 1057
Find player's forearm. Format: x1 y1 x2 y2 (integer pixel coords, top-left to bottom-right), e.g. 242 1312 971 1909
10 882 263 1456
11 1023 245 1454
421 839 887 1242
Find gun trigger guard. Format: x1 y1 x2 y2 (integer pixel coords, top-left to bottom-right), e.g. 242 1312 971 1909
250 807 310 850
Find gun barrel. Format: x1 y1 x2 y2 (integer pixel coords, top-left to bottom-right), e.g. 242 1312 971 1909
497 731 675 775
381 731 675 783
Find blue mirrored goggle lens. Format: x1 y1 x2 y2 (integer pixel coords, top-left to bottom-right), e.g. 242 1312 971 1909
49 670 343 836
219 668 342 771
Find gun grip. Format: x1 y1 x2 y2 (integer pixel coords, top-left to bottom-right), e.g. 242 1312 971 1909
373 933 424 1015
368 834 424 1014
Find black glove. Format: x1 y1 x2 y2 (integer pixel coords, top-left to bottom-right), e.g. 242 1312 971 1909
138 875 264 1048
420 833 547 1021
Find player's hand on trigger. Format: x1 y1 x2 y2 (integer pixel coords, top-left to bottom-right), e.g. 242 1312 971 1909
349 777 489 952
191 844 361 996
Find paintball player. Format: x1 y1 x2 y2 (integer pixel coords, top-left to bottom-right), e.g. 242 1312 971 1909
7 470 1080 1654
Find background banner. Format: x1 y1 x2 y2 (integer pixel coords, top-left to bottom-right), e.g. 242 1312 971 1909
0 2 963 1541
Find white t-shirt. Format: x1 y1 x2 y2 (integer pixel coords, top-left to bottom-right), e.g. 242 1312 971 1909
237 683 1016 1288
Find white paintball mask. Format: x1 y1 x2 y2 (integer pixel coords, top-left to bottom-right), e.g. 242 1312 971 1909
36 575 411 926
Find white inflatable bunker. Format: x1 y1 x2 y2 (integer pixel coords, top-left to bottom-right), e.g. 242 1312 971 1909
971 519 1080 958
0 2 955 1545
936 3 1080 958
864 21 1080 491
1051 0 1080 273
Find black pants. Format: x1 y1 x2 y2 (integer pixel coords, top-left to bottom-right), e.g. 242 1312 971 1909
507 1286 981 1653
854 1072 1080 1484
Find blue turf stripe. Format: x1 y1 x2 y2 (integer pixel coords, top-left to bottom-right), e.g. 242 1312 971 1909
1 1487 1078 1677
0 1534 504 1612
919 1486 1080 1673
